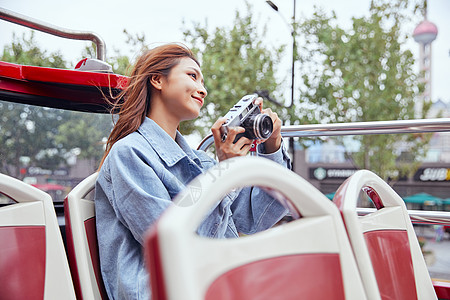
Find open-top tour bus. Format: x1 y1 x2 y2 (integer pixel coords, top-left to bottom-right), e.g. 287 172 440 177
1 7 449 300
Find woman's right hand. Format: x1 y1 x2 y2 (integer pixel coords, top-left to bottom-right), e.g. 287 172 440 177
211 118 253 162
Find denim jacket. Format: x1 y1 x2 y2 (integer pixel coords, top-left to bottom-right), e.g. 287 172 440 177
95 117 291 299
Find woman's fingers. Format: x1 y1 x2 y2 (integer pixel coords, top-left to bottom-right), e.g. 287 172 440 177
254 97 263 111
262 108 281 135
211 118 253 161
228 127 252 147
211 117 227 143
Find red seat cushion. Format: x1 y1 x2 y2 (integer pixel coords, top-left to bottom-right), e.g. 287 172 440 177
85 217 108 299
205 253 345 300
365 230 417 300
0 226 46 300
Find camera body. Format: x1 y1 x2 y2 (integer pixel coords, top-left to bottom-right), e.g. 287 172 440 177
220 94 273 143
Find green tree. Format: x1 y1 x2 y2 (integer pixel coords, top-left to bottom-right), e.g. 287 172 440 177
55 112 112 171
292 0 429 180
2 31 67 68
1 32 70 178
182 3 285 136
110 30 147 75
0 31 113 177
0 101 72 178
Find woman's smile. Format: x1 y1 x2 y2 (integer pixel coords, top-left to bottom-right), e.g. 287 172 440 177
192 95 204 106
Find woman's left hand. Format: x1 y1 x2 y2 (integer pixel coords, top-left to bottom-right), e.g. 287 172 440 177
211 118 253 162
254 98 282 154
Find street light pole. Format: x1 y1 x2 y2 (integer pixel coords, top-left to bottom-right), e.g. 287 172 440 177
290 0 296 108
266 0 296 108
266 0 297 171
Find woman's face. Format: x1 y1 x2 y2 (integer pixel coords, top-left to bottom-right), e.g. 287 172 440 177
158 57 207 122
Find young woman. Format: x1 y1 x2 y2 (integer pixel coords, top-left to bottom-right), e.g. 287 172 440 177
95 43 291 299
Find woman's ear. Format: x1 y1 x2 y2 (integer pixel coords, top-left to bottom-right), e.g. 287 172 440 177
149 74 163 90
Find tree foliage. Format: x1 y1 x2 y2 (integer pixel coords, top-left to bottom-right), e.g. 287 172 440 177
182 3 285 136
0 101 68 177
292 0 430 179
0 32 112 178
2 31 67 68
54 113 112 163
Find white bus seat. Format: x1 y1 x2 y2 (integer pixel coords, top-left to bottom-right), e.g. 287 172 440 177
333 170 437 300
64 172 108 300
0 173 76 300
145 157 367 300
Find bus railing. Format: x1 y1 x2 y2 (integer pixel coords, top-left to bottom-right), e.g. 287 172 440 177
197 118 450 226
0 7 106 61
358 208 450 225
198 118 450 151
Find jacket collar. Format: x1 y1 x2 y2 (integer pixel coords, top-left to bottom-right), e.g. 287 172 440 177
137 117 201 167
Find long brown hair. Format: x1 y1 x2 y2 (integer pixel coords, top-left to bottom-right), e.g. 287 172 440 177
98 43 199 169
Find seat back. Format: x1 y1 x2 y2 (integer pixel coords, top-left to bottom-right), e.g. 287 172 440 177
0 173 76 300
333 170 436 300
145 157 367 300
65 172 108 300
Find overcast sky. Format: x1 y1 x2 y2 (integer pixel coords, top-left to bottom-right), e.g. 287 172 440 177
1 0 449 103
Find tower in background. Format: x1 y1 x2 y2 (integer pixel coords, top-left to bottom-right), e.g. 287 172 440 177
413 7 438 117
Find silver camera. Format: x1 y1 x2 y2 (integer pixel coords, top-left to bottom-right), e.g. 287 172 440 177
220 94 273 143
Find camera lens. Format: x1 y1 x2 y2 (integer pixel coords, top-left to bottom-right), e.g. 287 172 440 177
253 114 273 139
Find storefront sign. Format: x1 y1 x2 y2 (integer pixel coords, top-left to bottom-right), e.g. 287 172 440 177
27 167 69 176
310 167 450 182
414 168 450 182
310 167 357 181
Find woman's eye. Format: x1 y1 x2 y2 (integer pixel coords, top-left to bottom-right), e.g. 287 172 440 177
189 73 197 80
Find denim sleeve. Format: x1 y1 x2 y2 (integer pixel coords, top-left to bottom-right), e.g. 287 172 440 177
108 146 172 245
256 139 292 170
230 140 290 234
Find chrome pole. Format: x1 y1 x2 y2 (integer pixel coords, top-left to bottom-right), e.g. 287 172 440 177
358 208 450 226
281 118 450 137
198 118 450 151
0 7 106 61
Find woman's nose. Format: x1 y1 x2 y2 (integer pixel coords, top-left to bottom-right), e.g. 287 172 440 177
198 85 207 98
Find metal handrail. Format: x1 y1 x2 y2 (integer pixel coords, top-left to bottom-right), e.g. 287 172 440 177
358 208 450 225
197 118 450 226
0 7 106 61
197 118 450 151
